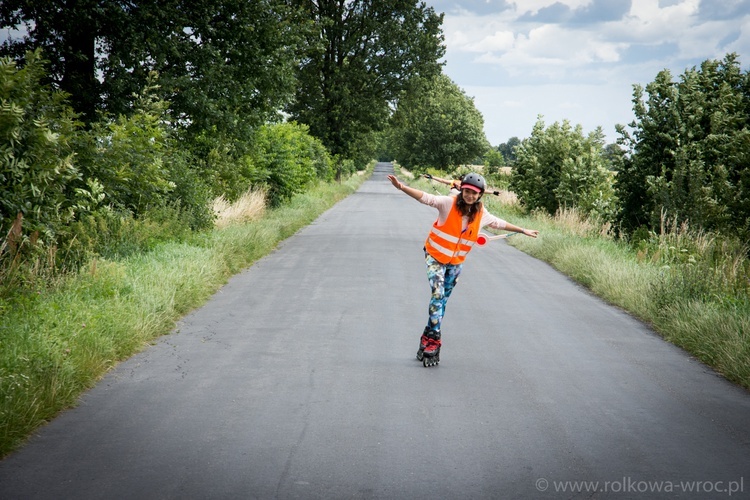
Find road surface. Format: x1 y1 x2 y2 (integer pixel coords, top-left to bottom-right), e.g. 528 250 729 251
1 163 749 499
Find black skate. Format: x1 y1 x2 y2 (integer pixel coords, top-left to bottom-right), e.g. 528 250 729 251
421 329 441 367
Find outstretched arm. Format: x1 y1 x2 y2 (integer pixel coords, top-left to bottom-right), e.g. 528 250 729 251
482 208 539 238
388 175 425 201
505 222 539 238
425 174 451 186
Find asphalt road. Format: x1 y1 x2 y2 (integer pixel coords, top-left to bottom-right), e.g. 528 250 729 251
1 163 749 499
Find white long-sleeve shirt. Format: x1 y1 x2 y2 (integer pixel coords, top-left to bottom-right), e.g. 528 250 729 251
418 192 508 231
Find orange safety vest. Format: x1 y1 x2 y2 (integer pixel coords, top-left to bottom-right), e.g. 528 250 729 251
424 199 483 265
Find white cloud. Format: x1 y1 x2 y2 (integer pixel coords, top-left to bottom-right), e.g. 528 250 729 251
614 0 700 43
429 0 750 144
517 24 625 64
514 0 594 15
677 20 739 59
464 30 515 52
725 17 750 55
468 24 627 83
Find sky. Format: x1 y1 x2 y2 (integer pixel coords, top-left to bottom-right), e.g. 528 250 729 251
425 0 750 146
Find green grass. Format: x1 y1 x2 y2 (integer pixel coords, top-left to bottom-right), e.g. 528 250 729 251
0 172 367 457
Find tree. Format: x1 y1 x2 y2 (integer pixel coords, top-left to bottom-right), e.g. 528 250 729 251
615 69 679 233
0 0 126 122
497 137 520 165
113 0 304 147
247 122 332 206
602 143 624 171
389 74 489 170
287 0 445 163
512 116 616 220
616 53 750 240
1 0 302 143
483 149 504 170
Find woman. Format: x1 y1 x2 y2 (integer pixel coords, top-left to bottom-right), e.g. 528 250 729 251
387 172 539 367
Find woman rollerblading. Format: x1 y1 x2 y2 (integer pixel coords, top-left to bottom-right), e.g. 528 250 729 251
388 171 539 367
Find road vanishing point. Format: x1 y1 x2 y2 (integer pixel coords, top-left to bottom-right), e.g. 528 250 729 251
1 163 749 499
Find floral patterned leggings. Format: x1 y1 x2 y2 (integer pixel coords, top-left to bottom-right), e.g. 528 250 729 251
424 252 463 333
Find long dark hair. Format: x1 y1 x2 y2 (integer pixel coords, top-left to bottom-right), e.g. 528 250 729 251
456 193 482 223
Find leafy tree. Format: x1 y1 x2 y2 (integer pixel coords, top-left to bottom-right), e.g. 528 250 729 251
615 69 679 233
602 143 625 171
483 148 504 169
112 0 303 147
512 116 616 220
616 53 750 240
0 0 126 122
1 0 302 144
389 74 489 170
497 136 520 165
287 0 445 162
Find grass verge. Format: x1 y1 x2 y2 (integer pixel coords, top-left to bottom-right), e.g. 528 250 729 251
0 172 367 457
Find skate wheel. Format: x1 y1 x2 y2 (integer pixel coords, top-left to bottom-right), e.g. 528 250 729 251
423 357 438 367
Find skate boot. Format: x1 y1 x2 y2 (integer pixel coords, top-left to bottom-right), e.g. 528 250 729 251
422 329 441 367
416 327 430 361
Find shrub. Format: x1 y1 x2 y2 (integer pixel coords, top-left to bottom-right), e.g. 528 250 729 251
0 50 87 247
247 122 331 206
77 74 174 216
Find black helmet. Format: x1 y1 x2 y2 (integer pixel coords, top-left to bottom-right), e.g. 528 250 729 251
460 172 486 193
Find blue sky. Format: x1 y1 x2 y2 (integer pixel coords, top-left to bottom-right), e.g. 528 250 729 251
426 0 750 146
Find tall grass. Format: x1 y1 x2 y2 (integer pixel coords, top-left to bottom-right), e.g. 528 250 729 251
212 188 267 229
0 171 368 457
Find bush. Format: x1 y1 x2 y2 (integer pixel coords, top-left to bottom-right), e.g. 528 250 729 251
247 122 331 206
77 74 174 216
0 50 87 247
74 73 214 232
161 147 214 231
61 203 199 266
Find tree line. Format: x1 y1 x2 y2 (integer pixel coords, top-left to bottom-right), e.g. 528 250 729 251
2 0 748 281
0 0 447 279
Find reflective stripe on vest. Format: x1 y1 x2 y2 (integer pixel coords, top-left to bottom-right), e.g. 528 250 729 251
424 199 482 265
